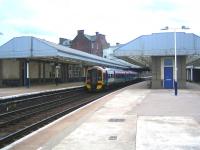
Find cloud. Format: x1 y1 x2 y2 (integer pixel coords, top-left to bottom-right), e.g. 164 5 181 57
0 0 200 46
141 0 176 12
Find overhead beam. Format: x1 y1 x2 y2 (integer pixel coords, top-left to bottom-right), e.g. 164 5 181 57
116 56 150 67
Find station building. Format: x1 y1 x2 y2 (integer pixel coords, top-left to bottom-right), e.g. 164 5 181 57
0 36 136 87
114 32 200 89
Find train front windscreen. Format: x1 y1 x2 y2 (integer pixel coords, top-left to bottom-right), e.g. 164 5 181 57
87 69 102 90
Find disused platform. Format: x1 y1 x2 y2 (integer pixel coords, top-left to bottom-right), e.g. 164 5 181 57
3 81 200 150
0 82 84 99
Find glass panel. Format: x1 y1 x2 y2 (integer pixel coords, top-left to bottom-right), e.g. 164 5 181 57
98 70 102 80
164 58 173 66
87 70 91 78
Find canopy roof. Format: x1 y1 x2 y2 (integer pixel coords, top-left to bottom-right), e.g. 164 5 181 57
115 32 200 56
0 36 138 69
114 32 200 67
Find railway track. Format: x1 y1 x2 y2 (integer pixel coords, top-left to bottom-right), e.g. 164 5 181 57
0 80 142 148
0 86 113 148
0 87 83 113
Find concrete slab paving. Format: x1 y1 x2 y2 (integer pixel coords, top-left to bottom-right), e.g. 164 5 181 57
136 84 200 150
52 115 137 150
50 84 150 150
5 81 200 150
137 89 200 116
136 116 200 150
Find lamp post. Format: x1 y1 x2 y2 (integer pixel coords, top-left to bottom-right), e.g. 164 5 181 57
161 26 190 96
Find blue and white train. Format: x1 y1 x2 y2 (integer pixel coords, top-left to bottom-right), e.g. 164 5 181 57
85 66 138 91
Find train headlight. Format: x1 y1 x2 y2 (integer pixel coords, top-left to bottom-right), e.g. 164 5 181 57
96 84 102 90
96 81 103 90
86 84 91 89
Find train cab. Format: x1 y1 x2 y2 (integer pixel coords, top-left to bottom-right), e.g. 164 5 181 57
85 66 104 91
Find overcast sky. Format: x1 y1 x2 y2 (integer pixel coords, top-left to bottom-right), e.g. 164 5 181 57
0 0 199 46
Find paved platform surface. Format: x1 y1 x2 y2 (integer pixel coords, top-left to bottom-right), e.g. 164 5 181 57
3 81 200 150
0 82 84 99
136 116 200 150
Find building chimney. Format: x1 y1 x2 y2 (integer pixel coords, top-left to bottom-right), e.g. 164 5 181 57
78 30 84 35
59 38 65 44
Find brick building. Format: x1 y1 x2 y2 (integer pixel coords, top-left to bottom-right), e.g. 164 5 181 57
59 38 71 47
71 30 109 57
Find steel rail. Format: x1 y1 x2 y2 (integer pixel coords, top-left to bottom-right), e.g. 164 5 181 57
0 93 104 148
0 87 84 104
0 87 84 113
0 91 86 127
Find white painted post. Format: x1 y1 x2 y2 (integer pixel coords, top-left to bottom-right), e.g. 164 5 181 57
161 26 190 96
174 30 178 95
26 61 30 88
27 62 29 78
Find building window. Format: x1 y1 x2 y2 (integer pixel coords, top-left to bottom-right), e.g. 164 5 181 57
91 43 94 49
164 58 173 66
68 64 81 78
96 43 99 49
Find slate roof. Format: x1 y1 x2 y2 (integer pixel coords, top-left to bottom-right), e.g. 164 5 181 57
84 34 96 42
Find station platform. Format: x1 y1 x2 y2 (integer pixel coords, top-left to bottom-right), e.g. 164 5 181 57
0 82 84 99
3 81 200 150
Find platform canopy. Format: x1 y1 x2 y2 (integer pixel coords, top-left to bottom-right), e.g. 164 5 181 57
114 32 200 67
0 36 139 69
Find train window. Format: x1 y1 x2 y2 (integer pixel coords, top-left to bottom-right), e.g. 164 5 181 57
98 70 102 80
104 72 108 80
87 70 91 78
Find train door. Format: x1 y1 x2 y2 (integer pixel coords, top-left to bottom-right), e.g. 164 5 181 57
89 69 98 90
97 70 102 82
104 71 108 86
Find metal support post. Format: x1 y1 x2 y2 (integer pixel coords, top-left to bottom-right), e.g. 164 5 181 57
174 30 178 96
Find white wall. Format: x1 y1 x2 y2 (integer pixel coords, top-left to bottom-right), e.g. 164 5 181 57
40 63 44 78
30 62 39 78
2 59 19 79
45 63 53 78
